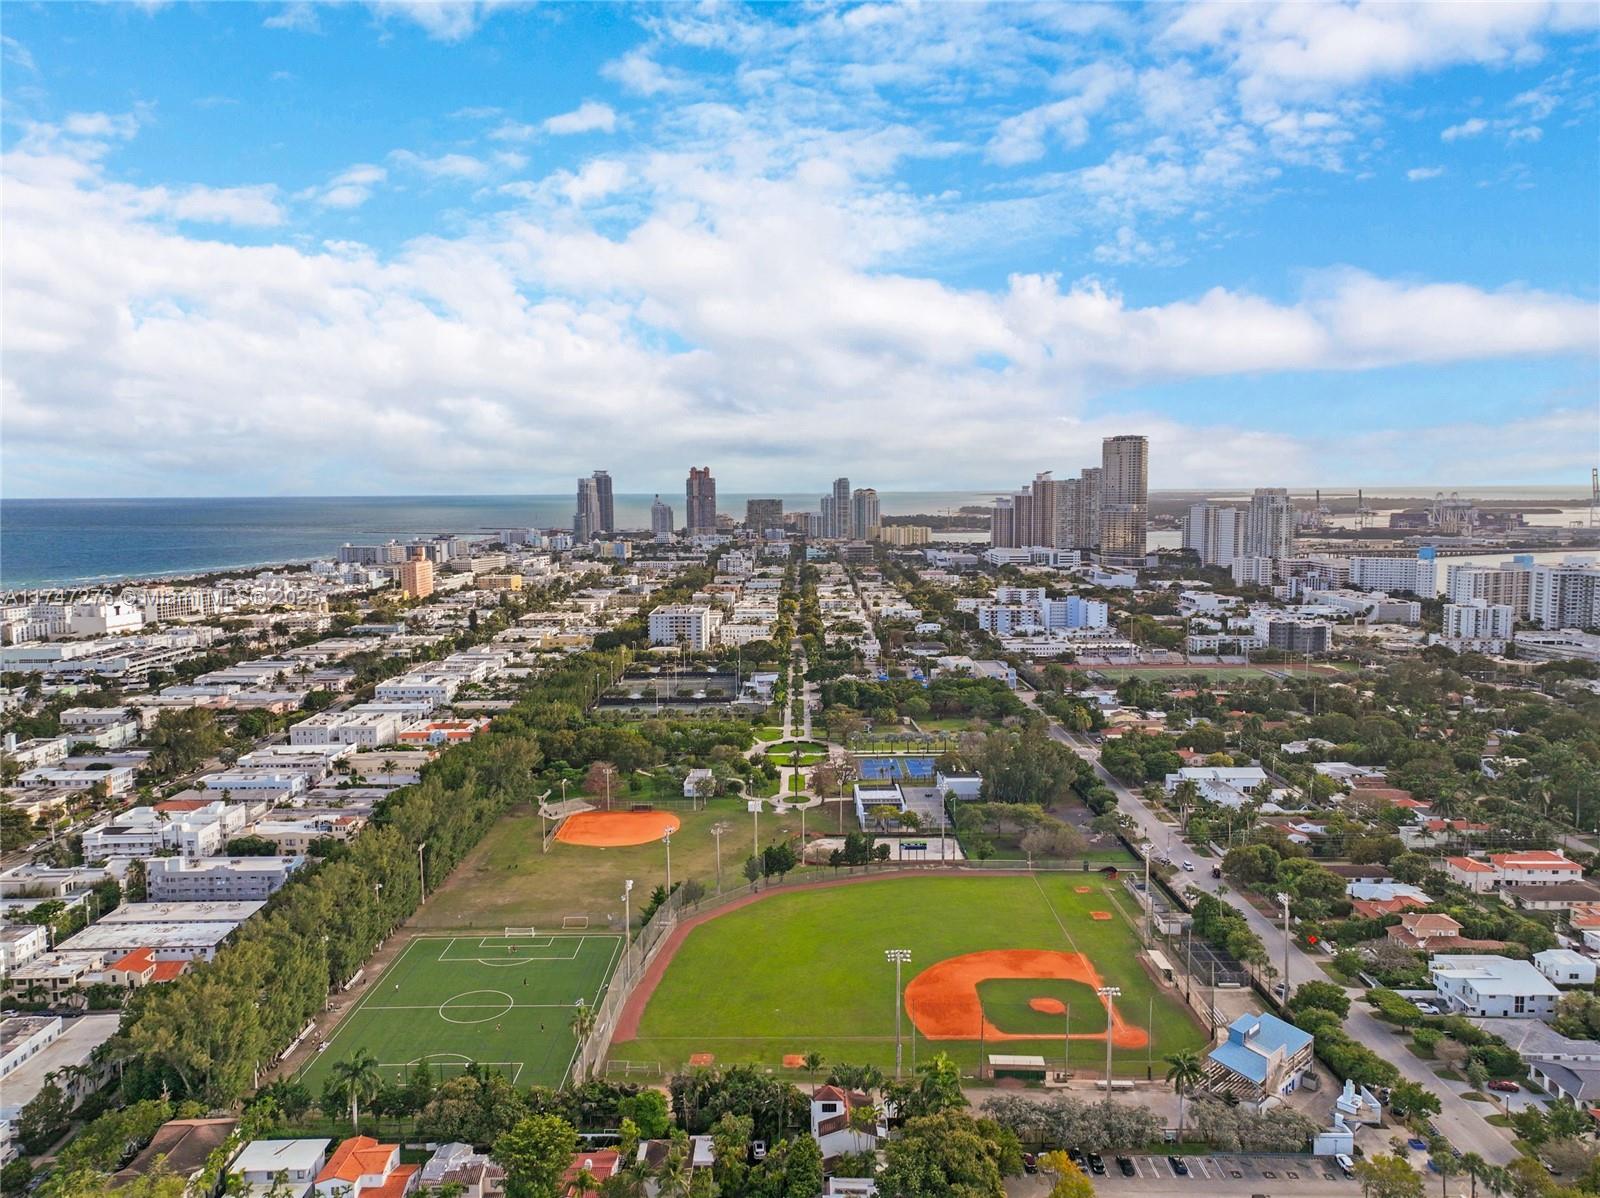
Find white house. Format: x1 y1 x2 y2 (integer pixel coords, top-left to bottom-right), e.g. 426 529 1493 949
810 1086 887 1161
1164 765 1268 794
1429 955 1561 1018
1534 949 1598 988
231 1138 330 1198
1203 1012 1314 1111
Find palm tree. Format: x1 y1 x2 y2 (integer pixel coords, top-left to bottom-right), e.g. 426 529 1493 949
1458 1151 1488 1198
803 1051 825 1096
570 1001 599 1081
1164 1050 1206 1140
330 1050 381 1130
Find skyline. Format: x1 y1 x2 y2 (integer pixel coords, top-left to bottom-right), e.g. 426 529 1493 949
2 2 1598 497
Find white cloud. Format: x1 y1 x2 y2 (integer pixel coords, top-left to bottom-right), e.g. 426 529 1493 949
1406 165 1445 181
544 101 618 136
390 150 490 180
62 111 141 141
263 3 320 33
602 47 688 96
559 159 629 205
304 163 388 208
2 34 37 73
1441 117 1488 141
987 63 1127 166
166 184 284 226
369 1 495 42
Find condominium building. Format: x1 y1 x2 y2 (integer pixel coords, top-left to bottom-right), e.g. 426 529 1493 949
1442 600 1515 651
1347 552 1437 597
650 495 675 537
1530 561 1600 630
1184 503 1243 568
685 467 717 535
989 496 1017 548
397 555 434 600
1076 466 1102 548
1099 435 1148 561
1244 488 1294 561
1446 561 1533 617
850 489 880 541
145 856 305 902
876 525 931 546
574 475 603 543
592 470 614 533
831 477 852 538
746 499 784 537
647 604 723 650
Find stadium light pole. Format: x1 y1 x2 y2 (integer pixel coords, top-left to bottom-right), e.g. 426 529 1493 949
886 949 911 1080
710 822 730 893
622 880 634 952
417 842 427 903
1096 985 1121 1100
663 832 673 896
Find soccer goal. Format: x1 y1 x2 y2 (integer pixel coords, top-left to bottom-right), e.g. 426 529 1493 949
562 916 590 930
503 926 538 938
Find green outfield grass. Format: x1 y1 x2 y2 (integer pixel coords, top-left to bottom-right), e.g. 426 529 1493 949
978 978 1102 1036
616 874 1204 1077
416 799 817 932
299 933 622 1093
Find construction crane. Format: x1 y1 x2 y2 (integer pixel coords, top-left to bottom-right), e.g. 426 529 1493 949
1355 487 1374 530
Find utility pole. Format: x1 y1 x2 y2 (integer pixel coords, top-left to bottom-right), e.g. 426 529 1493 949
417 841 427 902
886 948 911 1079
1097 985 1121 1099
1277 891 1292 997
1063 1002 1071 1076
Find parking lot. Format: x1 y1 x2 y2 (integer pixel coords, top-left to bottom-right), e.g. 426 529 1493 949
1008 1153 1357 1198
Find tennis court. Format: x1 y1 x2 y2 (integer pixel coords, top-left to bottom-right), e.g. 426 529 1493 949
856 755 936 781
298 932 622 1091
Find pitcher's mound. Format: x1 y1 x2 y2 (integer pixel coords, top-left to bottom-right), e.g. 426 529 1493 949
1028 997 1068 1015
555 810 682 847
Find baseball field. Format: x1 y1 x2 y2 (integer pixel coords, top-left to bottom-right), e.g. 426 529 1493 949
610 873 1206 1077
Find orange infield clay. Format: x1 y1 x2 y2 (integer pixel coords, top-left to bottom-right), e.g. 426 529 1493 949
1029 997 1068 1015
555 810 682 847
1089 911 1113 920
904 949 1148 1049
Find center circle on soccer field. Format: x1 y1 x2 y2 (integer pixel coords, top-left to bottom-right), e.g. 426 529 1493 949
439 989 515 1024
904 949 1148 1048
555 810 682 848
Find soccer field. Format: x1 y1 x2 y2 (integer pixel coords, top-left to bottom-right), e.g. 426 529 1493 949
299 933 623 1092
616 874 1206 1078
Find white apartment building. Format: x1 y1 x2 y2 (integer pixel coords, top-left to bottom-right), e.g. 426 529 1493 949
1429 955 1560 1019
648 604 723 650
372 675 461 710
0 925 49 976
1446 561 1533 617
1346 554 1438 596
290 710 406 748
195 770 308 797
81 802 252 861
145 856 305 902
1232 557 1275 587
1530 561 1600 631
1244 489 1295 561
1184 503 1243 568
17 765 138 795
1441 600 1515 652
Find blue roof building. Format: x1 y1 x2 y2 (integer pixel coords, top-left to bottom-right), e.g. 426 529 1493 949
1204 1012 1316 1111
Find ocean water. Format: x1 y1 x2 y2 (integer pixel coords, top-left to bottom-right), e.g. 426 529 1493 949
0 492 999 589
1 487 1586 590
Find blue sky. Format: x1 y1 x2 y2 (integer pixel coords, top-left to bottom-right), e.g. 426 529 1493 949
2 1 1596 497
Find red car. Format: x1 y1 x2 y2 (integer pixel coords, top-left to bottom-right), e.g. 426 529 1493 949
1487 1080 1521 1093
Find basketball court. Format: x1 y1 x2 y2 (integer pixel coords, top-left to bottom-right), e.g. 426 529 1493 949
297 931 622 1092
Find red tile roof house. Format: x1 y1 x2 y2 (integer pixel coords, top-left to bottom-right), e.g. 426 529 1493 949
102 947 190 989
810 1086 888 1163
1489 850 1584 888
1351 894 1431 919
315 1136 418 1197
1385 911 1504 952
1445 856 1501 893
562 1148 621 1198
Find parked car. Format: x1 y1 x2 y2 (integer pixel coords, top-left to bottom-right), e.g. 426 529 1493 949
1116 1156 1135 1176
1487 1079 1521 1093
1168 1156 1189 1176
1413 1001 1441 1015
1211 865 1222 878
1335 1153 1356 1178
1182 860 1195 872
1021 1154 1037 1175
1067 1148 1087 1168
1086 1153 1106 1176
750 1141 768 1163
1272 982 1288 998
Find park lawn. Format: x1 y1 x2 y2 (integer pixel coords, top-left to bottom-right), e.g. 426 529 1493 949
755 725 785 741
617 874 1204 1078
298 933 621 1094
416 799 816 932
917 717 988 732
764 742 828 767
